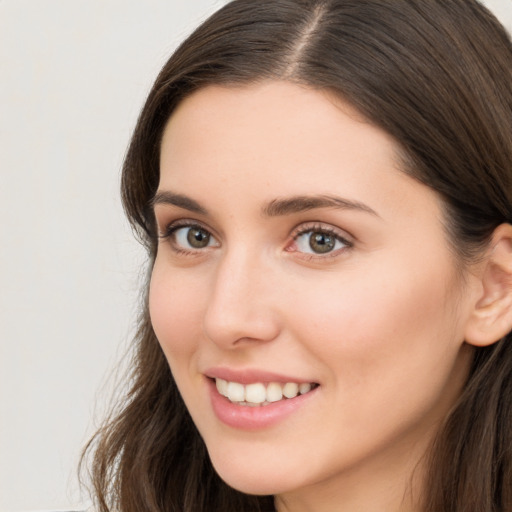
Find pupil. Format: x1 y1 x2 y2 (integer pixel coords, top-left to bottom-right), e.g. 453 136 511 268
187 228 210 248
310 232 335 253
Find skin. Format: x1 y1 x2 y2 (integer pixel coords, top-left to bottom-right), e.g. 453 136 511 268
149 81 481 512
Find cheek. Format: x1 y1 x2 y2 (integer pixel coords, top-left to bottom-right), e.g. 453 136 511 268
280 256 469 466
289 253 463 385
149 264 205 361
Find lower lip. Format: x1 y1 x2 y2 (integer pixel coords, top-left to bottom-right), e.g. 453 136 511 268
207 378 318 430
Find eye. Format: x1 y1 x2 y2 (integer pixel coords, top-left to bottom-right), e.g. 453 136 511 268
163 223 219 251
291 226 352 256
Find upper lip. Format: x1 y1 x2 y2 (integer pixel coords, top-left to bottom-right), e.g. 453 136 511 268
204 367 318 385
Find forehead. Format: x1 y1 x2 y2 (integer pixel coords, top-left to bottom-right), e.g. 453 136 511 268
160 81 399 184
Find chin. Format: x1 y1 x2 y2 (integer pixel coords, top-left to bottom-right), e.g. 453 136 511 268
216 470 286 496
207 449 296 496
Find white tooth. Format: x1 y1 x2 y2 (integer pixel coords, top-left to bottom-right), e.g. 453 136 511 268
216 378 228 397
299 383 312 394
266 382 283 402
245 401 261 407
245 383 266 404
227 381 245 402
283 382 299 399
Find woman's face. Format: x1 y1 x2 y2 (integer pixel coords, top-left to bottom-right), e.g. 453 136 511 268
150 81 477 507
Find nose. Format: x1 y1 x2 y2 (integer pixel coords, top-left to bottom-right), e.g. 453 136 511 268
203 249 281 349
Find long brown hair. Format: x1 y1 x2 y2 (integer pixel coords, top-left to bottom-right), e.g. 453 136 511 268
82 1 512 510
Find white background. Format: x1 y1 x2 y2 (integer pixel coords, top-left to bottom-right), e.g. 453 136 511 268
1 1 510 510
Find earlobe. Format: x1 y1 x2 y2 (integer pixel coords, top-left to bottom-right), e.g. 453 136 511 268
465 224 512 347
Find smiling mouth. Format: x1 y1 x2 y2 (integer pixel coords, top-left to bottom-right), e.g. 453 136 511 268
214 378 319 406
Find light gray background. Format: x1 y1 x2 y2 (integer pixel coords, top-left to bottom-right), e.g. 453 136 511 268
1 1 510 510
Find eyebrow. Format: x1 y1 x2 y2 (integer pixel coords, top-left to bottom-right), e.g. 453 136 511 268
152 190 378 218
262 195 379 217
152 191 208 215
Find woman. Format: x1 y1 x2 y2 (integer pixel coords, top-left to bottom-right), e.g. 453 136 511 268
83 1 512 510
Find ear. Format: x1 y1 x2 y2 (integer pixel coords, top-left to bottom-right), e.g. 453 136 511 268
465 223 512 347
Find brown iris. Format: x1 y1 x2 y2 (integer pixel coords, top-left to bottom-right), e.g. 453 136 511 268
187 227 211 248
309 232 336 253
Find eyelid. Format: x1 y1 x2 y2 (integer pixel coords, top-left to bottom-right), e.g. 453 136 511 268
158 218 214 239
290 221 353 242
158 219 220 256
287 222 354 258
157 217 353 260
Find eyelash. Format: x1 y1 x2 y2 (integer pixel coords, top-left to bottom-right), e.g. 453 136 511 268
158 220 353 259
159 220 218 256
287 223 353 260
